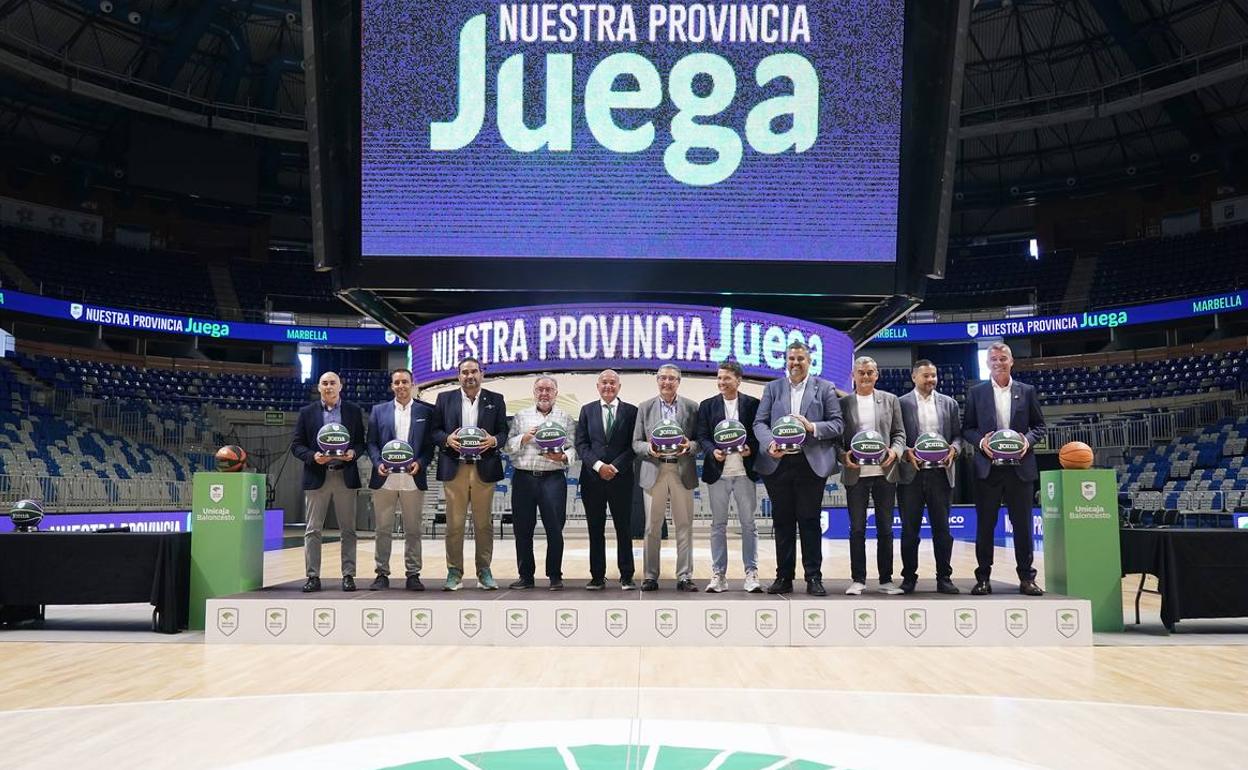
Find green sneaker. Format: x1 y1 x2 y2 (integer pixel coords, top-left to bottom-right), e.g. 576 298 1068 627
477 569 498 590
443 569 463 591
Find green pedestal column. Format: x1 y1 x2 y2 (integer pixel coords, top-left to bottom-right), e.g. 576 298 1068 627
1041 468 1123 632
189 472 266 630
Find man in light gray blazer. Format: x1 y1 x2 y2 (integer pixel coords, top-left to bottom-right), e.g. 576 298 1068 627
632 363 700 591
754 341 843 596
839 355 907 596
897 359 963 594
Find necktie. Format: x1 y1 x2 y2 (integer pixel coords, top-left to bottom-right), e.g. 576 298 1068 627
605 403 615 439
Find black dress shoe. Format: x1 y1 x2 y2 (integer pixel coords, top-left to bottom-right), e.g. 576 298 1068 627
620 579 636 591
900 579 917 594
640 579 659 592
549 579 564 591
766 578 793 595
806 579 827 596
970 581 992 595
585 579 606 591
676 578 698 592
302 576 321 593
370 575 390 591
936 578 960 594
1019 580 1044 596
509 578 535 590
406 575 425 591
341 575 356 592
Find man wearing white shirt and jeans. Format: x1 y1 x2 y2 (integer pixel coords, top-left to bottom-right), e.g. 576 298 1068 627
505 375 574 591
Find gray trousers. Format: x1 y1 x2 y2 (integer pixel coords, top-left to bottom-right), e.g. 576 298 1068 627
372 487 426 577
643 464 695 581
304 469 358 578
707 475 759 575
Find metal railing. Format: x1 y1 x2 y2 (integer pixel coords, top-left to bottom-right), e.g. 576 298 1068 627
1046 398 1240 454
0 473 193 512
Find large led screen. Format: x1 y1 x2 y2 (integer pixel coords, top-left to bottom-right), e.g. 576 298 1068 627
362 1 904 262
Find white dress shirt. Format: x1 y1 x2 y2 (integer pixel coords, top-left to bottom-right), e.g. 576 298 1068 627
720 396 746 478
788 376 808 416
460 389 480 429
992 378 1013 432
855 391 882 478
916 390 940 435
383 398 417 491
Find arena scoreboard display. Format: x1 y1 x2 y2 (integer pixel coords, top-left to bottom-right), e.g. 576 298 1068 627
361 0 904 263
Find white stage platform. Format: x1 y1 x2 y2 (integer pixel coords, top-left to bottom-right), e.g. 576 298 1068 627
206 579 1091 646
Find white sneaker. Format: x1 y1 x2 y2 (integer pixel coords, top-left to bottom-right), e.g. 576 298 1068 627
845 582 866 595
878 581 904 595
705 573 727 593
743 569 762 594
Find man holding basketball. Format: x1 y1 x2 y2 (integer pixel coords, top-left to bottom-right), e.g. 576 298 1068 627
962 342 1046 596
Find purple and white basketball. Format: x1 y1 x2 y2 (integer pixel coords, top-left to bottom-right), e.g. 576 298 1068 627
986 429 1027 461
649 419 686 456
316 422 351 456
534 420 568 453
849 430 888 464
913 432 951 464
772 415 806 453
456 426 489 458
380 440 415 472
712 419 748 453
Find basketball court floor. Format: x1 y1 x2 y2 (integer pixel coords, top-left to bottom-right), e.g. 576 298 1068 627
2 535 1246 769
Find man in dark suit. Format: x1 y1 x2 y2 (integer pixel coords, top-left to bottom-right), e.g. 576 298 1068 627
430 356 509 591
365 368 435 591
633 364 700 591
696 360 762 593
753 342 843 596
290 371 366 593
897 359 963 594
962 342 1047 596
574 369 638 590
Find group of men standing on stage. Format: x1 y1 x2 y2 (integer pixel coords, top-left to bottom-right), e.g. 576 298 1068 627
291 339 1045 599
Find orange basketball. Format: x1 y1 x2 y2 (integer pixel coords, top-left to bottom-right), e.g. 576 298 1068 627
1058 441 1094 469
214 445 247 472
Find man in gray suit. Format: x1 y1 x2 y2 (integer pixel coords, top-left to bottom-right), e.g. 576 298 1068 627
839 356 907 596
632 363 700 591
897 359 963 594
754 342 844 596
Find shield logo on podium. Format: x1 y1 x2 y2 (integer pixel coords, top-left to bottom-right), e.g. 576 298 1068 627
362 608 384 637
555 609 578 638
209 484 224 503
1005 608 1029 638
410 609 432 637
506 609 528 638
655 609 677 638
216 607 238 636
250 484 259 503
1056 609 1080 638
313 608 335 637
1081 481 1097 501
605 609 628 638
264 608 287 637
755 609 778 639
803 609 826 638
705 610 727 638
1047 482 1056 501
955 608 977 638
459 609 482 638
904 609 927 638
853 608 877 638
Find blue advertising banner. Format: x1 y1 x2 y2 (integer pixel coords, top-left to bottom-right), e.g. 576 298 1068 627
819 504 1044 546
873 290 1247 344
0 508 286 550
362 0 903 262
409 302 855 387
0 288 405 347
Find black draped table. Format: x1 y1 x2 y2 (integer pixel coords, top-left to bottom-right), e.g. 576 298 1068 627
1120 528 1248 631
0 532 191 633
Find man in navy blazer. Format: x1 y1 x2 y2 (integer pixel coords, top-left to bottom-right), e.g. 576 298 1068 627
696 360 762 593
365 368 435 591
430 357 509 591
962 342 1047 596
574 369 638 590
753 341 844 596
290 371 366 593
